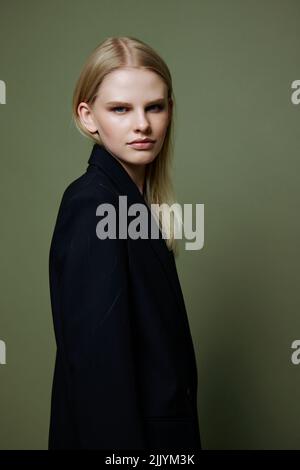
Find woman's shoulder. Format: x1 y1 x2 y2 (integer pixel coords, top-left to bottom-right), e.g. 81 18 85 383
63 169 118 208
52 169 120 237
49 169 127 264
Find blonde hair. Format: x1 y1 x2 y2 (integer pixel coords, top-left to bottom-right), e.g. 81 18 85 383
72 36 183 256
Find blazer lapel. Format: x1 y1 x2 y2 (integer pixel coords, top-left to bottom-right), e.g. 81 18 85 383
87 143 184 311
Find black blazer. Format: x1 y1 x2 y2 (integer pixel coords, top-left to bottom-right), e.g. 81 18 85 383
48 143 201 450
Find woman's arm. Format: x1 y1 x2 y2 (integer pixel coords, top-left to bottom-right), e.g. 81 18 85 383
51 188 146 449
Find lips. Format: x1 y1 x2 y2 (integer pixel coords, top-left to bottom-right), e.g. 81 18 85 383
128 141 155 149
128 139 155 144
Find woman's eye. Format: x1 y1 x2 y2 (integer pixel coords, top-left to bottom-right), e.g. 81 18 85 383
149 104 164 112
112 106 127 113
111 104 164 113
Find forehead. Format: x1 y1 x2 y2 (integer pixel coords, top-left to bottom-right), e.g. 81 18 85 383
97 67 168 102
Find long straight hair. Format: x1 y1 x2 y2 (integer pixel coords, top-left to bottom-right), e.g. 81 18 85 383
72 36 183 255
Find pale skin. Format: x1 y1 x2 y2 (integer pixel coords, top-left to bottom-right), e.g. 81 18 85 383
77 67 173 195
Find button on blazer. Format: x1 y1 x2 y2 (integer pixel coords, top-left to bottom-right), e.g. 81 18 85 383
48 143 202 450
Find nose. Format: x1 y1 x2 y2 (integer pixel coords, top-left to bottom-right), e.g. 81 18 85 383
133 110 151 132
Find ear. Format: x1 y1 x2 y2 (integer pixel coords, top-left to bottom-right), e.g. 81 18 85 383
77 102 98 133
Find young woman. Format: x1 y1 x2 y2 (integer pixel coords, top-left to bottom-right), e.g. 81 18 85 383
48 36 202 450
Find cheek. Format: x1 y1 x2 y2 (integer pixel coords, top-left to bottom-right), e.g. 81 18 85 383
154 114 170 134
97 114 125 137
106 114 131 132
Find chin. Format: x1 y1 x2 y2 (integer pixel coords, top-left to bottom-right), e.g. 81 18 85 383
139 154 157 165
127 150 157 163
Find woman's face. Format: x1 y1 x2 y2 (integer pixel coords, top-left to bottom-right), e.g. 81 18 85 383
78 67 172 167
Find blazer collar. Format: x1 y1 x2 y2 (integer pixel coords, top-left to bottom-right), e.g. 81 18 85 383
87 143 185 312
88 142 146 205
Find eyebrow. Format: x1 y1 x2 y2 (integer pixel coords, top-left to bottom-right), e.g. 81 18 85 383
105 98 166 106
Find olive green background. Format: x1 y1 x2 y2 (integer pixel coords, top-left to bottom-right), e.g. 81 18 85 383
0 0 299 450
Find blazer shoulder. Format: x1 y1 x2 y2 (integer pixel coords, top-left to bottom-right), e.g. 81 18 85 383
51 169 119 243
61 169 118 210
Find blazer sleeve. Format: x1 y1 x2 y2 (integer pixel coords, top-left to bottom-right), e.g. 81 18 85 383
53 188 147 449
